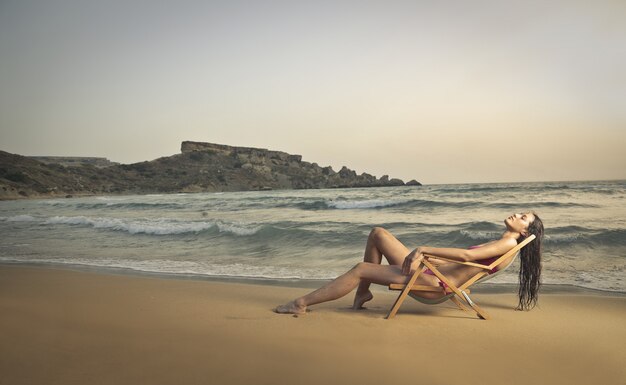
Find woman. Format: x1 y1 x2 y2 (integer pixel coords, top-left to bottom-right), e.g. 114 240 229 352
275 212 544 315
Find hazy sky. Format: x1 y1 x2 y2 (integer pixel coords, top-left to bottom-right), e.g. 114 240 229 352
1 0 624 184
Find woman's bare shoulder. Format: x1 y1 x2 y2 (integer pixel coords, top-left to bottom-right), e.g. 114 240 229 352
476 237 517 248
466 237 518 260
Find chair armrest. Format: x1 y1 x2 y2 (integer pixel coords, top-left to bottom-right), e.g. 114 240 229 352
423 254 492 270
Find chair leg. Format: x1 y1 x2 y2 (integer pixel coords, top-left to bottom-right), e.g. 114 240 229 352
459 291 491 320
386 292 406 319
450 296 470 312
469 303 491 320
386 266 425 319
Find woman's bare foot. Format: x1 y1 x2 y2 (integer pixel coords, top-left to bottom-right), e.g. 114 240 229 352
352 290 374 310
274 300 307 315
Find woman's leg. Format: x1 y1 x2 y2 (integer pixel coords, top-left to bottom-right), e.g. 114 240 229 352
353 227 411 309
275 262 437 314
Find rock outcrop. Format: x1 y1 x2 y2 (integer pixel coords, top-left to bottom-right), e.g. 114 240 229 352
0 141 421 200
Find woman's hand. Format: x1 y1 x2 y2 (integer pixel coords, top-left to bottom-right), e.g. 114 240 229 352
402 248 424 275
427 257 447 267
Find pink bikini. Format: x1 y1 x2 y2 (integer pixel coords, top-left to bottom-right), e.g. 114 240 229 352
422 245 498 291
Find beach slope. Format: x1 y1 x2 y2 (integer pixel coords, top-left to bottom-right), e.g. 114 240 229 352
0 265 624 385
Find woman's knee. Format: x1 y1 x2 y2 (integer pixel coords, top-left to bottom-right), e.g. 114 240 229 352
369 227 388 241
353 261 374 273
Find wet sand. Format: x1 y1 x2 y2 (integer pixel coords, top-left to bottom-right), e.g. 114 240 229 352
0 264 624 385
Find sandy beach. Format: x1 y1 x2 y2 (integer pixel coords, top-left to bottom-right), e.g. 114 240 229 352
0 264 624 385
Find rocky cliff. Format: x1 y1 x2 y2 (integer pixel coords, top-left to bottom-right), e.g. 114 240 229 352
0 141 420 200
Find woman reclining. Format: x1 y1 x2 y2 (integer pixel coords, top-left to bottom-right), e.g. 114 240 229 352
275 212 544 315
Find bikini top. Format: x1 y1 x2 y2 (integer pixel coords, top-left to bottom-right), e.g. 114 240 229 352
468 245 499 273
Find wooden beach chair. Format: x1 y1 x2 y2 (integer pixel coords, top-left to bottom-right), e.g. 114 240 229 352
386 234 536 320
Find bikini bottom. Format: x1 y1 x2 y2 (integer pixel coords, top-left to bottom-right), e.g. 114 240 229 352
422 268 449 291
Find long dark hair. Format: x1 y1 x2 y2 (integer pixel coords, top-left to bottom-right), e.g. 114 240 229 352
517 212 544 310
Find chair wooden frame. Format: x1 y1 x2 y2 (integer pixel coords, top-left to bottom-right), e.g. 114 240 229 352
386 234 536 320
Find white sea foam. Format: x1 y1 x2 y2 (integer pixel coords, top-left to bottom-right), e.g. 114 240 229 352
3 215 37 222
459 230 501 240
95 196 127 201
42 200 64 205
41 215 261 236
326 199 409 209
543 233 584 242
4 213 261 236
0 256 337 280
215 222 261 236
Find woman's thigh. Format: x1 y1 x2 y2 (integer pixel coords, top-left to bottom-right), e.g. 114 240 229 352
371 227 411 265
357 263 440 287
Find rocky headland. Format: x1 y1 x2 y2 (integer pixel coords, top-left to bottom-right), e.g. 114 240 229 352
0 141 420 200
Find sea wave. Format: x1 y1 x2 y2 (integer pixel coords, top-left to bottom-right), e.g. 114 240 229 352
433 184 574 194
1 215 38 222
42 216 262 236
5 212 624 248
447 227 626 248
33 198 600 214
326 199 412 209
44 202 185 210
545 228 626 246
290 198 597 211
293 198 471 210
486 201 598 209
458 229 502 241
1 213 362 242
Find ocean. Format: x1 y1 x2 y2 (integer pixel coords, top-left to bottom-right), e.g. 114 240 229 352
1 180 624 292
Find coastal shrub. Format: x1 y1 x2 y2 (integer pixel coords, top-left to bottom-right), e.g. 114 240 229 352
34 183 50 193
4 171 27 183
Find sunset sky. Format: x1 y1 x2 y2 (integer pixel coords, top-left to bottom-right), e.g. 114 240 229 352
1 0 624 184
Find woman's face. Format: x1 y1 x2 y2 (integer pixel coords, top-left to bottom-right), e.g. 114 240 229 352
505 212 535 236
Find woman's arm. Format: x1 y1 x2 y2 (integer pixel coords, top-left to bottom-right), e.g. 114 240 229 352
420 237 517 262
402 237 517 275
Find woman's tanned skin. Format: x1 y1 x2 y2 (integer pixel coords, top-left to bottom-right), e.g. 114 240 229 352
275 212 540 315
